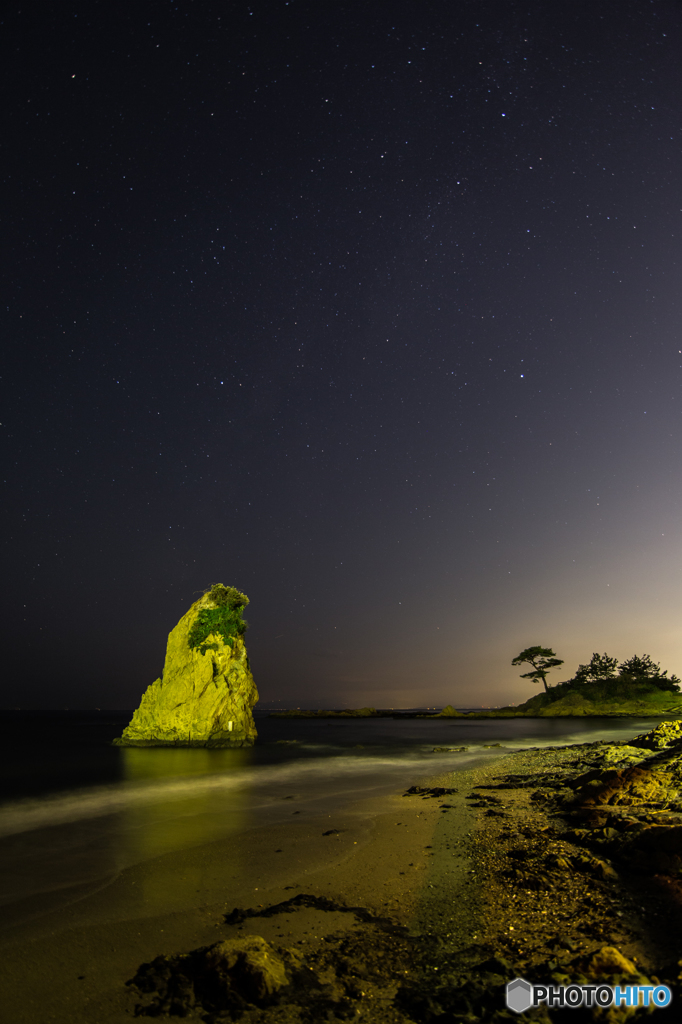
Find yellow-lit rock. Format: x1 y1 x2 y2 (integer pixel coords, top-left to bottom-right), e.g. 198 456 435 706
115 588 258 747
205 936 291 1002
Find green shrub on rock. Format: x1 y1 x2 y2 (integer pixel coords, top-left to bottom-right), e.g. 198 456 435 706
188 584 249 655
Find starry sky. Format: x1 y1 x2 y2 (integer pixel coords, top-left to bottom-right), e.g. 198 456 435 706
2 0 681 710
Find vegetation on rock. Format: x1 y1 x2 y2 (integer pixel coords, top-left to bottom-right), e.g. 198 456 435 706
564 651 681 694
187 583 249 655
513 645 680 700
504 645 681 716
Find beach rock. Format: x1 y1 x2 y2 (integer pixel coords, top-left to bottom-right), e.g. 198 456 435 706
628 720 682 750
205 936 291 1003
129 907 416 1021
545 945 656 1000
594 744 648 766
567 764 678 809
474 956 513 976
404 785 459 798
584 946 638 978
115 584 258 748
545 853 572 871
615 824 682 874
551 945 656 990
130 936 297 1017
572 852 619 881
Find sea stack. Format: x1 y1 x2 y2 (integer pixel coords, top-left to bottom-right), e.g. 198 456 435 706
115 584 258 747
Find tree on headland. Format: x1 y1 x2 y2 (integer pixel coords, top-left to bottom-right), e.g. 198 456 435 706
617 654 680 692
512 646 564 693
573 652 619 685
566 652 680 693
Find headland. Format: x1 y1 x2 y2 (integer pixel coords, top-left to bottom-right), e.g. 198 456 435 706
270 683 682 719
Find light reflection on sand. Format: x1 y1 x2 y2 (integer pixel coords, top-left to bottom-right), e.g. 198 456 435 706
0 716 663 918
118 748 254 915
0 717 661 841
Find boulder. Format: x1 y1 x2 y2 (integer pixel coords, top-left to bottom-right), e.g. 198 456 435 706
583 946 638 978
628 720 682 750
567 764 678 809
204 936 291 1003
130 935 297 1017
115 585 258 747
618 824 682 874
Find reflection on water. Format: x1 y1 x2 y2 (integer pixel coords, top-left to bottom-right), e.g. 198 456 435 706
120 747 255 858
119 747 254 916
122 745 256 782
0 748 258 921
0 715 667 924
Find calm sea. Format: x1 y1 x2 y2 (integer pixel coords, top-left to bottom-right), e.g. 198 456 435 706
0 709 661 931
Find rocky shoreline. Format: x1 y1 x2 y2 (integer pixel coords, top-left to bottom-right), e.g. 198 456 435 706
125 722 682 1022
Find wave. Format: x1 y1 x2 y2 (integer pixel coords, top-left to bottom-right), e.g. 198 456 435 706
0 717 651 840
0 749 486 839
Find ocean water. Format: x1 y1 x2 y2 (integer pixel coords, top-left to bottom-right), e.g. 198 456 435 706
0 710 662 932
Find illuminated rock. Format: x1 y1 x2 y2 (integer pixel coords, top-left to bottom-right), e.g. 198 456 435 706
130 935 300 1015
205 936 290 1003
568 763 678 809
629 720 682 749
115 585 258 747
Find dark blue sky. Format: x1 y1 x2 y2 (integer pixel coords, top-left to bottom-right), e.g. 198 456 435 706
2 0 681 709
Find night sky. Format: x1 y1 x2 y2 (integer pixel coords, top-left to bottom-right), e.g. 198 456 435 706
3 1 681 711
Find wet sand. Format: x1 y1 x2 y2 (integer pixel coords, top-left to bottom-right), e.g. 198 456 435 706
0 771 481 1023
5 735 681 1022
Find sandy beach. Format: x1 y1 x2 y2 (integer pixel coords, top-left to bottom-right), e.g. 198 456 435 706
4 729 682 1022
0 768 481 1023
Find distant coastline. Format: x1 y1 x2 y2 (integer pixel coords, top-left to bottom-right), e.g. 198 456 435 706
269 687 682 720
